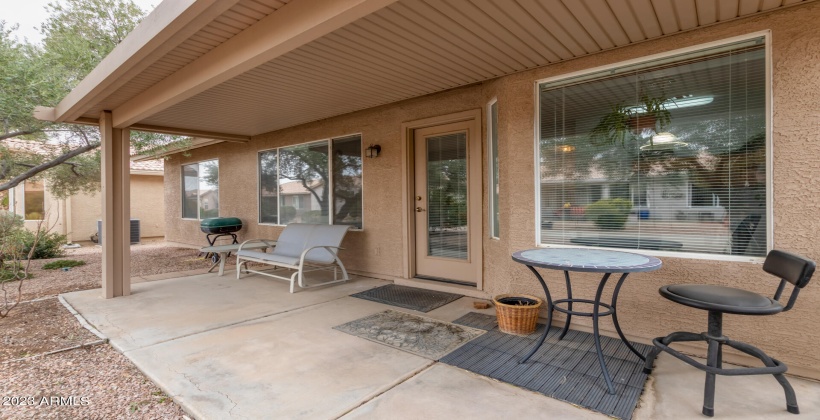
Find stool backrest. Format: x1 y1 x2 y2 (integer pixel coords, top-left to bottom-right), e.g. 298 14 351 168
763 250 815 288
763 250 815 312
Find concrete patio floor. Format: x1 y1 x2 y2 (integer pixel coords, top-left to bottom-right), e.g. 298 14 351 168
62 271 820 419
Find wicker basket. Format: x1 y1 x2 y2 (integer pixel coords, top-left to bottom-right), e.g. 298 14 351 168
493 294 543 335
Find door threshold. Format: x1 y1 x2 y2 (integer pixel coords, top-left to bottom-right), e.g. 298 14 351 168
414 275 475 287
395 277 490 300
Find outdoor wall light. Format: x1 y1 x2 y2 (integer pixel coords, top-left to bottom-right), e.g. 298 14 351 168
365 144 381 158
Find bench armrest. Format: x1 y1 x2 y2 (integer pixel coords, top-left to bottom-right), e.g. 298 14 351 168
237 238 276 253
298 245 344 266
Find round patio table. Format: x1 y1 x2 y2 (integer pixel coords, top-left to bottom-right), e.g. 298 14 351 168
511 247 662 394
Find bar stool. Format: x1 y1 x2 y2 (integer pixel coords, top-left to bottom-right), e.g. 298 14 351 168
644 249 815 417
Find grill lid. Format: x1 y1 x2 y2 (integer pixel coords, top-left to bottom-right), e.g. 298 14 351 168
200 217 243 229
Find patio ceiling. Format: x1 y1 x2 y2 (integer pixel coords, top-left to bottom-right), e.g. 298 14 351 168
36 0 813 140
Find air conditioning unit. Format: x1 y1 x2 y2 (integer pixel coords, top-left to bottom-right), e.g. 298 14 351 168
96 219 140 245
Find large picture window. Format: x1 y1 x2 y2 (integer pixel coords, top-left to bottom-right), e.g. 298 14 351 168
259 135 363 228
538 36 768 258
182 160 219 219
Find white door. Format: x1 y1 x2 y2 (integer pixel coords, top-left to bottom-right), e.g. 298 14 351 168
413 121 481 285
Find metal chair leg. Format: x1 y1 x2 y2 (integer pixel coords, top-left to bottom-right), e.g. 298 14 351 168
643 346 661 374
702 311 723 417
644 331 705 373
775 374 800 414
725 339 800 414
717 343 723 369
703 337 720 417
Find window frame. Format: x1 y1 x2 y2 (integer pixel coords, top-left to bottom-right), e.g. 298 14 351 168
181 159 220 220
487 98 500 239
22 180 46 221
533 31 773 262
257 132 364 230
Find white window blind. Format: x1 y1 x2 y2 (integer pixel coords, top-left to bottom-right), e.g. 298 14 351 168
538 37 768 258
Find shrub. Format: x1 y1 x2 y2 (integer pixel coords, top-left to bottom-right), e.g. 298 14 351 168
280 206 296 221
0 212 31 284
42 259 86 270
0 262 32 281
0 212 26 262
300 210 325 224
21 231 67 260
586 198 633 230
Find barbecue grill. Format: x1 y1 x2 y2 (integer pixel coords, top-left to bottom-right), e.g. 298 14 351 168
200 217 243 237
200 218 243 263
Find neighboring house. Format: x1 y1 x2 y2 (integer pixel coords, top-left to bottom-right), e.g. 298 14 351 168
2 139 165 242
34 1 820 380
279 180 324 223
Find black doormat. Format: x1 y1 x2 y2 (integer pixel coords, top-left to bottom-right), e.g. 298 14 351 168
443 313 651 420
350 284 463 313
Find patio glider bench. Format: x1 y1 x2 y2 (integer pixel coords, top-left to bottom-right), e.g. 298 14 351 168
235 223 351 293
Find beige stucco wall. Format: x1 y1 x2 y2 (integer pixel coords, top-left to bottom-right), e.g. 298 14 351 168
9 174 165 242
69 174 166 242
164 3 820 378
129 174 166 238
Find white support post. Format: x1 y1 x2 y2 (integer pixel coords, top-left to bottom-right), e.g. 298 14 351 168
100 111 131 298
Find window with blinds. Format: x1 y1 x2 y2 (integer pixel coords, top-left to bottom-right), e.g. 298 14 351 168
537 37 768 258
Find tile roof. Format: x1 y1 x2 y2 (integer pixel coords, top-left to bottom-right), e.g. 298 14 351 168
2 139 163 174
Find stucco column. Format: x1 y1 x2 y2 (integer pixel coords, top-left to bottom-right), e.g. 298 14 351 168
99 111 131 298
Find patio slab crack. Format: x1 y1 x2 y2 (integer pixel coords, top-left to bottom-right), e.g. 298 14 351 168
103 313 138 348
333 361 436 419
169 366 243 419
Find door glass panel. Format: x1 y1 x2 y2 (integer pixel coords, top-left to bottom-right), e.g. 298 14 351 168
426 132 468 260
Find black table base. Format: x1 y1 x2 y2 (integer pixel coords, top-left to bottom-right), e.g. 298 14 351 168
519 266 646 395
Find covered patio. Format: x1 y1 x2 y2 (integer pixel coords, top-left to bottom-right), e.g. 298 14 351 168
61 271 820 419
34 0 820 418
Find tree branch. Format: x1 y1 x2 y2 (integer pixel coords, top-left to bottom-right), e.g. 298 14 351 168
0 130 38 141
0 142 99 191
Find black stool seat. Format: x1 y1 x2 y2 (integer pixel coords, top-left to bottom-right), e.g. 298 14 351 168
645 250 815 417
661 284 783 315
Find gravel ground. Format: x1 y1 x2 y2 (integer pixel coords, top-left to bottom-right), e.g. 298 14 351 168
0 345 187 419
0 298 97 362
0 243 207 419
6 243 211 302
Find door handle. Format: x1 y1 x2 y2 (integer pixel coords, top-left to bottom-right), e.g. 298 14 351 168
416 207 426 212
